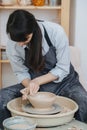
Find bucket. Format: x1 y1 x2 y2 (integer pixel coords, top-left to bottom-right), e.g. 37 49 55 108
3 116 37 130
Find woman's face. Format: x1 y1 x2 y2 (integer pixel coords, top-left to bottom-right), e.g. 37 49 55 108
18 33 33 46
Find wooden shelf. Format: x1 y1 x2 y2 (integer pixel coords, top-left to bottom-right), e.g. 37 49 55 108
0 60 9 63
0 45 6 50
0 5 61 10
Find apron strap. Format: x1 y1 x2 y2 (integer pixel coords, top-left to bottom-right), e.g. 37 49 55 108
42 25 53 47
37 20 53 47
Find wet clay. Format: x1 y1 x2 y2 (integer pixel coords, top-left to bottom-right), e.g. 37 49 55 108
9 123 30 129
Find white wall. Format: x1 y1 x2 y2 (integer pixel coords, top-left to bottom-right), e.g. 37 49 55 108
70 0 87 85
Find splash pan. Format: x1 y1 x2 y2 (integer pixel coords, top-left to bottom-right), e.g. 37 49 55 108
7 96 78 127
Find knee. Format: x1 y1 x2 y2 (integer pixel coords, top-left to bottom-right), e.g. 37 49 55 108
73 94 87 122
0 89 10 110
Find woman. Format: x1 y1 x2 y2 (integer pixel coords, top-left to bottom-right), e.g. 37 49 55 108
0 9 87 129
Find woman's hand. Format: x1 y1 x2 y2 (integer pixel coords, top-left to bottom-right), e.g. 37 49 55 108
20 78 40 100
29 79 40 95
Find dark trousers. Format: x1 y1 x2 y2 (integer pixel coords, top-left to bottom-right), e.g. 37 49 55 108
0 84 24 130
59 81 87 122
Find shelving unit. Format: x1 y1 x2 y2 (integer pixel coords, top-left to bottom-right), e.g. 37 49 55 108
0 0 70 88
0 5 61 9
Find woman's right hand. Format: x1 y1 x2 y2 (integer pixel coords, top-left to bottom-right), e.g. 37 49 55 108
29 78 40 95
20 78 40 100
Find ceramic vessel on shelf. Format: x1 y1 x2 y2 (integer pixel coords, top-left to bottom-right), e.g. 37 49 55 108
1 0 15 5
32 0 45 6
1 51 8 60
48 0 58 6
27 92 57 109
17 0 32 5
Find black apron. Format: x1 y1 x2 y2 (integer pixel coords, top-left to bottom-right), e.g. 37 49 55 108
24 26 79 95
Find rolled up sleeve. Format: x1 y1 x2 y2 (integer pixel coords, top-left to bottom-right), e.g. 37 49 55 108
6 40 31 83
11 59 31 83
50 27 70 83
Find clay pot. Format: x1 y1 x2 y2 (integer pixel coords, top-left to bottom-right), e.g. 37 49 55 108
27 92 57 109
32 0 45 6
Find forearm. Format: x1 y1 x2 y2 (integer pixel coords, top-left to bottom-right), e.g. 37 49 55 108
21 78 31 88
21 73 57 96
35 72 58 85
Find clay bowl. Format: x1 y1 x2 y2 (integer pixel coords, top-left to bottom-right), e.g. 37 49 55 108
27 92 57 109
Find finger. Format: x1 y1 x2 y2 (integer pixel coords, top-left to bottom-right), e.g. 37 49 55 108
30 85 35 95
26 88 30 95
22 95 27 100
33 85 39 94
20 88 29 95
30 86 38 95
20 88 26 94
35 85 39 92
22 95 25 100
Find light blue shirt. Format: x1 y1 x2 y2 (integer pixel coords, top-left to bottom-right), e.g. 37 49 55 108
6 21 70 83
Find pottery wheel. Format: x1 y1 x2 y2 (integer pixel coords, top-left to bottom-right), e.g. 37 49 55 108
22 103 62 115
7 97 78 127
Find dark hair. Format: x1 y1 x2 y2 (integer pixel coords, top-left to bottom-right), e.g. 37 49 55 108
6 9 44 72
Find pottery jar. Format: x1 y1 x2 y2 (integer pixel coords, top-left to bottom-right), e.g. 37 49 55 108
1 0 14 4
48 0 58 6
32 0 45 6
17 0 32 5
